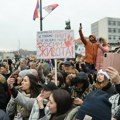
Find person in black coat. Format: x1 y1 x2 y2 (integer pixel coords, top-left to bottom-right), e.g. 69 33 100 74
0 77 10 112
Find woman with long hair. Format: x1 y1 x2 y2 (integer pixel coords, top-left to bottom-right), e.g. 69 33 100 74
39 89 73 120
96 37 110 71
6 74 40 120
95 69 116 97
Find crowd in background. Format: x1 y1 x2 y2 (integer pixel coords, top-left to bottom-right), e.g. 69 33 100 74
0 26 120 120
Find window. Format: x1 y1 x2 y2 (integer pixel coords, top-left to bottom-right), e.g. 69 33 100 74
112 21 116 25
108 28 112 33
118 29 120 33
113 36 116 40
108 21 111 25
117 21 120 26
113 28 116 33
109 36 111 40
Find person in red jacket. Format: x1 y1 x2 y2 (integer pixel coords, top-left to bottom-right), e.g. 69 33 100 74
79 23 98 71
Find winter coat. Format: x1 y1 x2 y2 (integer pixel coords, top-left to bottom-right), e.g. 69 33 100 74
6 91 33 120
64 106 80 120
96 45 109 70
29 98 49 120
79 30 98 64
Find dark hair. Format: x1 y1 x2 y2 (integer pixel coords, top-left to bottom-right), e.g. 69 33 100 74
57 72 64 87
71 72 89 96
71 72 89 87
52 89 73 116
25 74 40 98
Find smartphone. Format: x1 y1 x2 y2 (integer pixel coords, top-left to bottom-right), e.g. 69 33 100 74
80 23 82 27
102 53 120 73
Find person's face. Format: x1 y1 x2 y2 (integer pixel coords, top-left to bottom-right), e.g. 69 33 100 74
89 36 96 42
21 76 31 91
64 65 71 73
0 67 7 74
40 89 52 99
17 76 23 84
70 73 76 78
97 73 105 82
47 94 57 114
29 62 36 69
76 83 84 89
20 61 26 67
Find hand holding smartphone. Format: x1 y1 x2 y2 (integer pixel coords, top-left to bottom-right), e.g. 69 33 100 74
79 23 82 31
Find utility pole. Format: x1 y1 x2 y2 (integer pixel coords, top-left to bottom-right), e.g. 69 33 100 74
40 0 43 31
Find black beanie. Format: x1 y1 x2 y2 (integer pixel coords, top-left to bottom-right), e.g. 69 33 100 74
76 90 112 120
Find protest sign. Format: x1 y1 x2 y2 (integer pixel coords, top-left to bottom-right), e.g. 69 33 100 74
36 30 75 59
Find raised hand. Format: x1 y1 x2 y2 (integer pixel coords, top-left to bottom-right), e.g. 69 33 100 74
37 94 44 109
7 77 15 89
79 23 82 32
105 67 120 84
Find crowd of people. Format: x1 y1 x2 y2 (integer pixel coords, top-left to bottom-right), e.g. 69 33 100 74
0 25 120 120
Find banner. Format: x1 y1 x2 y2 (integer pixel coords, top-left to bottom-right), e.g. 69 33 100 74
36 30 75 59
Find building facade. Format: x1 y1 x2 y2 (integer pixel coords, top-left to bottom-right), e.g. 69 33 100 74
91 17 120 48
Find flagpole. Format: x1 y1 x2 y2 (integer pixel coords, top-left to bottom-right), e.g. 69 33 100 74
40 0 43 31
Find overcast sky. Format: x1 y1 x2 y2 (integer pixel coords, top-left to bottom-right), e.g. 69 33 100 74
0 0 119 51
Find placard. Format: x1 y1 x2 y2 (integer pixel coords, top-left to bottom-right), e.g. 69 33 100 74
36 30 75 59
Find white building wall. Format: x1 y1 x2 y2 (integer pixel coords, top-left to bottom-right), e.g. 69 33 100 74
91 17 120 45
98 18 108 40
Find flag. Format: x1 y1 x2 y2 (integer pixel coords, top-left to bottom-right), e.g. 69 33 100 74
43 4 59 14
33 0 39 20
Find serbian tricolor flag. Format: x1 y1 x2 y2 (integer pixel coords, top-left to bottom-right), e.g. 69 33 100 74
43 4 59 14
33 0 39 20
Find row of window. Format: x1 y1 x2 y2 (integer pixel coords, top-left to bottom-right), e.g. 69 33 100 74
109 35 120 40
108 28 120 33
108 20 120 26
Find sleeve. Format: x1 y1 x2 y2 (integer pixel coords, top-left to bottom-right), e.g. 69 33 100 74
79 29 87 45
39 109 45 118
14 91 35 111
11 87 18 98
6 97 17 116
98 45 109 52
114 107 120 120
115 84 120 94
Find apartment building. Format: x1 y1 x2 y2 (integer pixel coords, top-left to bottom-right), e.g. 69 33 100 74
91 17 120 48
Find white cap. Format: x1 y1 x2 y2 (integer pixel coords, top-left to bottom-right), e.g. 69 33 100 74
97 69 110 80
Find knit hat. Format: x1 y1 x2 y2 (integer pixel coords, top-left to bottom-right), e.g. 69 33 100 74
42 62 50 76
64 61 71 66
89 34 96 39
28 69 38 77
71 72 89 86
97 69 110 80
76 90 112 120
19 70 31 78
